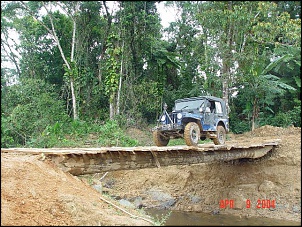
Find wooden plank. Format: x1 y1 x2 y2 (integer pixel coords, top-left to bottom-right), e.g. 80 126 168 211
1 140 280 175
0 139 280 155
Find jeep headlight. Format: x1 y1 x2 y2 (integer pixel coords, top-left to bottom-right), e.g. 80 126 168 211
177 113 182 119
160 115 166 122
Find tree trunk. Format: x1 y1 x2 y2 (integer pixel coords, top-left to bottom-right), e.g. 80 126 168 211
222 72 229 109
97 1 113 84
116 40 124 115
251 115 255 131
109 94 115 120
221 1 234 110
1 33 21 77
48 10 78 120
70 10 78 120
70 78 77 120
26 1 79 120
251 98 259 131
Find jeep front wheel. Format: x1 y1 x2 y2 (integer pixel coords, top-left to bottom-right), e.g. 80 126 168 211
213 125 226 145
184 122 200 146
153 130 169 146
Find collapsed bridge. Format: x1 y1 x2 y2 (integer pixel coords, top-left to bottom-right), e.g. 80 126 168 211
1 139 280 176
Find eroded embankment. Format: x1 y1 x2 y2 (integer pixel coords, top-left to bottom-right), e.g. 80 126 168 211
1 125 300 225
99 126 301 223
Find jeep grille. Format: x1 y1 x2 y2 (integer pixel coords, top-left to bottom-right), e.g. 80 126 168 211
162 112 179 125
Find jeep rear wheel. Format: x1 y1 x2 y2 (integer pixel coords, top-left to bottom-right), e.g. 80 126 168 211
213 125 226 145
184 122 200 146
153 130 169 146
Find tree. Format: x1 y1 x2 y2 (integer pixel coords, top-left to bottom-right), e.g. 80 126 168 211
165 1 205 98
10 1 80 119
102 34 122 120
242 53 296 130
2 78 68 147
1 1 22 80
112 1 166 123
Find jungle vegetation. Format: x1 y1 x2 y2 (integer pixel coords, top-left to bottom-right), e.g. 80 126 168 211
1 1 300 148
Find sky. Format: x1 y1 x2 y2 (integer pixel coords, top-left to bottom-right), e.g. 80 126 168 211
156 1 178 28
106 1 178 28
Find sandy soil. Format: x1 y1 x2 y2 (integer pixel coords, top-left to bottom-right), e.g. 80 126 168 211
1 125 301 225
1 153 153 226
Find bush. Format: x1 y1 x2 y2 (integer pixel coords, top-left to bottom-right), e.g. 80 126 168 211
288 104 301 127
229 119 251 134
1 115 15 148
269 112 293 128
1 78 69 147
98 120 138 147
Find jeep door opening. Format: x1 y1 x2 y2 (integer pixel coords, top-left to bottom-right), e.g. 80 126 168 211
152 96 229 146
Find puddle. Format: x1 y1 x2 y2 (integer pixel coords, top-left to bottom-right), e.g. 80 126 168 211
145 209 301 226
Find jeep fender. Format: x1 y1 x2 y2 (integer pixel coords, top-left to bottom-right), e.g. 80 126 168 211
216 121 228 132
182 117 203 131
216 120 229 132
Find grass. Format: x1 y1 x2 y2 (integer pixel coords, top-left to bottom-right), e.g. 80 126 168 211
151 210 172 226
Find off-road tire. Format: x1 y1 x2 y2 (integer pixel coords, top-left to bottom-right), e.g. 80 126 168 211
153 130 169 146
184 122 200 146
213 125 226 145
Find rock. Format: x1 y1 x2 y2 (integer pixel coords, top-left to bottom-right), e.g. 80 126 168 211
119 199 135 208
258 180 276 192
160 199 176 209
292 205 301 213
146 189 176 209
92 184 102 193
133 197 143 209
190 195 202 203
212 210 220 215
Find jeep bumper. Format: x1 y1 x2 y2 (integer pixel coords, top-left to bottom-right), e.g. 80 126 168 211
152 124 183 132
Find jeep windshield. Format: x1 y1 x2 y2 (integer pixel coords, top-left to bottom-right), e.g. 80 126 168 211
174 99 205 111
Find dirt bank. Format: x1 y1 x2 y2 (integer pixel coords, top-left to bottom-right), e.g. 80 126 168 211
107 125 301 222
1 125 301 225
1 153 153 226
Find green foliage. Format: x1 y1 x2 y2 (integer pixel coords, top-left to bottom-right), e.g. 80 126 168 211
263 99 301 128
97 120 138 147
26 122 76 148
230 97 301 133
267 112 293 128
23 118 141 148
1 1 301 147
63 60 79 79
167 138 186 146
289 99 301 127
230 119 251 134
236 49 297 130
26 119 96 148
1 78 69 147
134 80 162 123
70 120 93 136
113 113 142 129
1 115 15 148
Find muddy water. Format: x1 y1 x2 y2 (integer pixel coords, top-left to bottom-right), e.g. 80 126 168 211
145 209 301 226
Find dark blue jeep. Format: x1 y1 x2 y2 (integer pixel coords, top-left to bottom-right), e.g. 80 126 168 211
152 96 229 146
